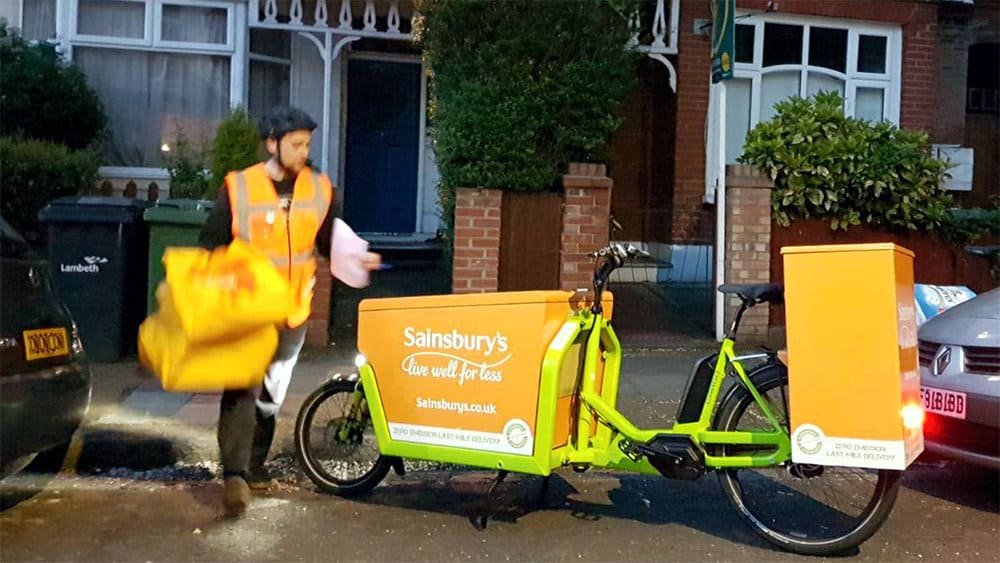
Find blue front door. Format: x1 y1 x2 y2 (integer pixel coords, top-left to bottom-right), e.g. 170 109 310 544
343 58 421 233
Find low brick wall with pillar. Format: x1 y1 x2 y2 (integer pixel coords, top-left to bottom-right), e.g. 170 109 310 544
452 188 503 294
725 164 774 344
305 256 332 347
560 163 613 291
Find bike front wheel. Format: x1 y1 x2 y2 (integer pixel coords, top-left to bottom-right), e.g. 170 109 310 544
294 380 391 497
714 364 901 556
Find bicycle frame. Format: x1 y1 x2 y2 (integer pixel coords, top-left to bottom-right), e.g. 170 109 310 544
357 305 791 478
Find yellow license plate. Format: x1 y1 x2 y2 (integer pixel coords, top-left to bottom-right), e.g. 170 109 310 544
23 327 69 361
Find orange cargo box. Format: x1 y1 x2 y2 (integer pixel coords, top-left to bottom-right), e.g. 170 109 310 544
357 290 611 456
782 243 923 470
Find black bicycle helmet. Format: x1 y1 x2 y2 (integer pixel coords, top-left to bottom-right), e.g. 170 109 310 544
259 106 318 140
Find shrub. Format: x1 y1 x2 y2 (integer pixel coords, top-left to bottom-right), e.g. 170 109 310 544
164 131 211 200
941 207 1000 244
209 108 262 190
0 23 106 149
417 0 640 236
0 138 99 244
740 92 953 232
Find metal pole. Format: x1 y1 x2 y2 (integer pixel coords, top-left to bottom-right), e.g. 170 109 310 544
320 31 332 174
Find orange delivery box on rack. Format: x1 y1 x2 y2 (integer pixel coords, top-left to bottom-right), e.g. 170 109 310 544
781 243 924 470
356 290 612 459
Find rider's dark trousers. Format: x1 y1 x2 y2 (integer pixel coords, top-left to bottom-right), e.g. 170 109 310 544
218 324 307 478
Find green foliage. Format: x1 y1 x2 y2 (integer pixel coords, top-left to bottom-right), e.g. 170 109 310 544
740 92 953 232
209 108 262 190
0 138 99 244
418 0 640 236
165 131 211 200
940 207 1000 244
0 22 106 149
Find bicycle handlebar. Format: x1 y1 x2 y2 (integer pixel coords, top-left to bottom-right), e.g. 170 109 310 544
588 239 651 315
588 243 651 261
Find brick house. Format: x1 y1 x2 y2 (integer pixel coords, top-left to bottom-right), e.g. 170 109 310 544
3 0 996 341
602 0 997 339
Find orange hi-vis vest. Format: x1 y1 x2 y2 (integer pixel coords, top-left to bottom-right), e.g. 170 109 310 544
226 163 333 328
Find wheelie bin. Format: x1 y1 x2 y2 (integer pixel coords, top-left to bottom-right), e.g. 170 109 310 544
143 198 214 314
38 197 150 361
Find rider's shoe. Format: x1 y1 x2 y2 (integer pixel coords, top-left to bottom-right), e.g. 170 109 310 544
222 475 251 516
248 463 276 490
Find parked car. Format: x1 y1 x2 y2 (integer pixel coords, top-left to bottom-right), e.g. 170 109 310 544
1 218 91 478
918 287 1000 469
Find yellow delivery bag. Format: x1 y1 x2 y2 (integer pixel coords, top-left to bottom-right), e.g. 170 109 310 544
163 239 290 344
138 239 290 391
138 283 278 391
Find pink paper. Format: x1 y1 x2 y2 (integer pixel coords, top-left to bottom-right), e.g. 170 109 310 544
329 218 371 288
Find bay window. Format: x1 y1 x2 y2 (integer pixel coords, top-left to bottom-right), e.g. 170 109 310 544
20 0 245 168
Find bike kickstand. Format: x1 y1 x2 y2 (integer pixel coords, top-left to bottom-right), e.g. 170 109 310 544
538 475 550 507
472 470 509 531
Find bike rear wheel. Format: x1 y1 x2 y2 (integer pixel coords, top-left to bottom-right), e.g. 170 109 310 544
294 380 391 497
714 364 901 556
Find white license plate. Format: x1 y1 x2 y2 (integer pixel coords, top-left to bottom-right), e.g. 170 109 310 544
920 386 966 420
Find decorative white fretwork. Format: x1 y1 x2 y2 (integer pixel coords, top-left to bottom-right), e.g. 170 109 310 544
314 0 328 27
338 1 353 30
388 1 401 33
250 0 414 41
636 0 679 92
251 1 677 57
363 2 377 31
262 0 278 24
636 0 679 55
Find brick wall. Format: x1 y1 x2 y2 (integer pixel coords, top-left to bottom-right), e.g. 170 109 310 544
452 188 502 293
899 6 939 134
305 257 331 347
673 0 713 243
724 165 773 343
560 163 613 291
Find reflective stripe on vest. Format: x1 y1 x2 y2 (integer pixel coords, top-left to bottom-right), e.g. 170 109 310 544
232 169 329 266
228 165 332 328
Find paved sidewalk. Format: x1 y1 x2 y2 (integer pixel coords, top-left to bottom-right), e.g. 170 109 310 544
78 349 361 468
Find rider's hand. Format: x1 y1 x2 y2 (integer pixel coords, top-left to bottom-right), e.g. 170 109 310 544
361 252 382 272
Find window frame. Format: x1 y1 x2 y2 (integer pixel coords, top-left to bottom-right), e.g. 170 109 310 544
731 12 902 127
154 0 236 52
70 0 235 53
70 0 154 47
57 0 248 172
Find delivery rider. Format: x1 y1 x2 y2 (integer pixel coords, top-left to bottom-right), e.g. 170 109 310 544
198 106 379 517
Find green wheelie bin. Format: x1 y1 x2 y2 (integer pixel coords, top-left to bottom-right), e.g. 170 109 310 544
143 198 215 314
